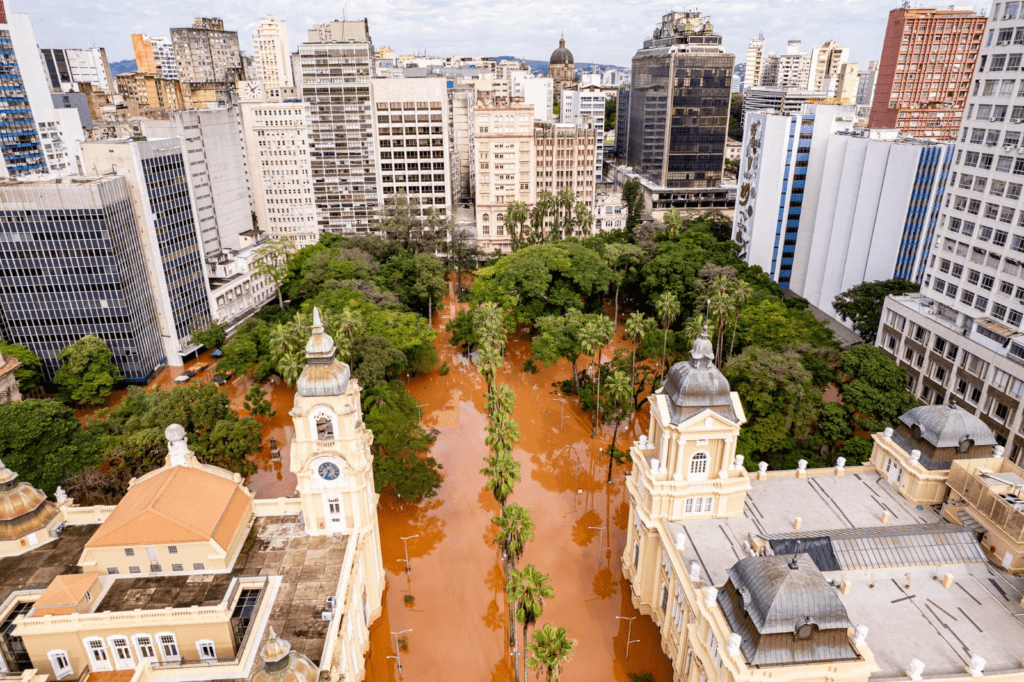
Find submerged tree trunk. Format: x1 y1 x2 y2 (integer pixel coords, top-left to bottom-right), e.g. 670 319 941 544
613 284 620 332
522 621 530 682
608 420 621 484
592 347 603 438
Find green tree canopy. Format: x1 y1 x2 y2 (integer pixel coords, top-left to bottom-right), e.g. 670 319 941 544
0 340 43 392
350 335 406 389
0 399 98 493
191 323 227 350
838 344 920 433
833 278 921 343
54 335 123 405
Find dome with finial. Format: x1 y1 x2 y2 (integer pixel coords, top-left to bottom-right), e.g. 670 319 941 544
550 35 574 66
249 628 318 682
296 307 351 397
661 326 737 424
0 458 60 542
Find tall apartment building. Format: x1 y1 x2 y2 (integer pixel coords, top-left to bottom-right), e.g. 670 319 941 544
252 14 293 99
743 35 766 91
613 85 630 159
81 139 212 366
877 0 1024 463
474 99 536 252
533 120 596 230
510 72 554 122
857 59 880 106
836 62 861 104
114 72 184 117
449 82 475 202
777 40 811 89
0 0 83 177
240 99 318 244
734 105 952 316
171 17 242 85
131 34 179 79
808 40 851 96
298 20 377 234
40 47 115 94
869 7 986 140
371 78 452 219
560 85 607 182
625 11 734 190
0 176 165 381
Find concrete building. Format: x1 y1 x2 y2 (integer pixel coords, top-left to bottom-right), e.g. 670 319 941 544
743 36 765 91
807 40 850 96
130 34 178 80
776 40 811 90
81 139 212 367
734 105 952 306
623 333 1024 681
115 73 184 117
251 14 293 100
856 59 879 107
39 48 115 94
0 175 165 381
548 35 575 95
510 72 554 122
0 318 385 679
473 99 536 252
560 85 607 182
371 78 452 219
613 85 629 159
835 62 861 104
297 19 378 234
0 0 83 178
876 0 1024 463
171 17 242 86
594 189 625 231
625 11 734 190
533 120 596 228
741 86 827 125
239 99 318 244
869 7 986 140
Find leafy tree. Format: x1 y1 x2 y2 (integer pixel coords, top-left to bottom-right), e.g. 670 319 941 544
603 243 644 330
203 417 263 473
603 370 634 483
833 278 921 343
243 385 275 418
624 313 658 403
580 315 615 437
621 178 644 235
508 564 554 682
448 228 481 295
0 399 98 493
54 335 123 405
838 344 920 433
531 309 596 392
604 96 616 131
663 207 685 238
191 323 227 350
836 436 874 464
362 381 443 502
378 252 447 317
251 238 295 309
446 309 478 354
527 624 576 682
218 318 275 378
350 335 406 389
655 291 681 381
729 92 744 139
0 340 43 392
492 502 534 574
818 402 852 455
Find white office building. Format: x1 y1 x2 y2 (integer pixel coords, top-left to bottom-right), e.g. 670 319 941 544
877 0 1024 464
510 72 554 122
734 105 952 320
560 85 607 182
252 14 293 99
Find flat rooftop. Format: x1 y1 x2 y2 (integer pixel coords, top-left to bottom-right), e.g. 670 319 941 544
0 525 96 602
673 472 1024 678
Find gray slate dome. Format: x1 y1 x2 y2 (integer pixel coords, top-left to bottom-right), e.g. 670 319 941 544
662 326 736 424
550 36 574 65
296 307 351 397
898 400 996 449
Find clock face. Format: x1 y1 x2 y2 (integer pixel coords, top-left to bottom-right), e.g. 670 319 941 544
318 461 341 481
240 81 263 100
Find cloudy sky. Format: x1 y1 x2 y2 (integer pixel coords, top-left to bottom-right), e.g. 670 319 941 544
23 0 990 69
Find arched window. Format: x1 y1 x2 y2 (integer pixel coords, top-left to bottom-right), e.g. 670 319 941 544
132 635 158 664
156 633 180 663
47 650 73 680
690 452 709 476
83 638 112 672
482 213 490 223
316 416 334 441
107 636 134 670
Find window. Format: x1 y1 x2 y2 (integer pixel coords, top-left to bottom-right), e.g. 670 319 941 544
47 650 72 680
196 640 217 663
689 452 708 476
168 546 178 554
193 562 205 571
171 563 183 572
660 584 669 612
128 566 141 574
133 635 158 664
124 548 135 557
157 633 180 663
683 497 714 514
108 637 133 670
316 416 334 441
106 567 119 575
633 542 640 568
84 638 112 672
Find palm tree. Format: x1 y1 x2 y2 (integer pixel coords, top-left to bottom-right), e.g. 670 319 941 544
277 352 303 386
579 316 615 438
624 313 656 401
493 503 534 573
655 291 681 382
527 624 576 682
682 314 706 348
508 565 554 682
728 279 754 359
481 452 521 508
707 274 733 364
486 383 517 422
485 415 521 459
603 370 633 484
604 245 643 331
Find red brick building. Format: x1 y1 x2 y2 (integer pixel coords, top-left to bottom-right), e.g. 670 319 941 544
869 7 986 140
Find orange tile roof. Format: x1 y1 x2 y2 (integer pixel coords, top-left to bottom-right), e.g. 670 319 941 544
33 574 98 616
86 466 250 549
85 671 135 682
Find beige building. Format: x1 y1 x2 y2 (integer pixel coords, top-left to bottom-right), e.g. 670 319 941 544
130 35 178 80
835 62 860 104
0 313 384 682
251 15 293 100
533 121 596 234
171 17 242 86
114 73 184 117
807 40 851 97
623 330 1024 682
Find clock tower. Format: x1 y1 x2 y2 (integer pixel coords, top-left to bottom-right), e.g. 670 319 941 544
289 309 384 595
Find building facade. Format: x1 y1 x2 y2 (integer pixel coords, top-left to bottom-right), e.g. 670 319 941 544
549 36 575 95
252 14 293 100
776 40 811 89
743 36 765 91
868 7 985 140
130 34 178 80
807 40 850 96
0 176 164 381
115 73 184 117
298 20 378 234
626 11 734 190
741 86 827 125
474 99 536 252
533 120 597 230
39 48 114 94
171 17 242 86
560 86 607 182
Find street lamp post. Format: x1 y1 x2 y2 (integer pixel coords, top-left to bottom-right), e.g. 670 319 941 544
391 629 412 674
398 535 419 573
386 655 401 675
553 394 565 431
588 526 610 564
616 616 640 659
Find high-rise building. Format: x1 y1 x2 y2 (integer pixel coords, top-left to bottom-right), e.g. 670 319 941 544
81 139 212 366
613 85 630 159
510 72 554 122
808 40 851 96
740 86 826 126
131 34 178 79
474 99 536 252
857 59 879 107
252 14 293 100
371 78 453 220
758 52 780 87
868 7 986 140
625 11 734 190
298 19 377 233
40 47 115 94
0 175 165 381
876 0 1024 463
560 85 607 182
240 99 318 244
0 0 83 177
171 17 242 85
734 105 952 311
114 72 184 117
835 62 861 104
777 40 811 89
533 120 596 226
744 35 765 91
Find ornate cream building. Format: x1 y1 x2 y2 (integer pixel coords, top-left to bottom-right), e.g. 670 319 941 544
0 309 383 682
548 36 575 96
624 329 1024 682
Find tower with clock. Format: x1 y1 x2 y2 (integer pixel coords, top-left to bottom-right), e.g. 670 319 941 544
288 308 384 607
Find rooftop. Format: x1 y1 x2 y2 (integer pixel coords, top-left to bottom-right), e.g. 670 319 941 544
671 472 1024 678
0 525 95 602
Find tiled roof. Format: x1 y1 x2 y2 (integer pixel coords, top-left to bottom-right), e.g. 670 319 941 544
32 573 97 616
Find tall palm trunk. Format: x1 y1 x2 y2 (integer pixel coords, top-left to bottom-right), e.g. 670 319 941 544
613 284 620 331
729 311 740 359
521 621 530 682
630 344 638 399
592 346 603 438
608 418 621 484
661 326 669 381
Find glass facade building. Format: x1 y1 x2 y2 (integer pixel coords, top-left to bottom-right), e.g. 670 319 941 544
0 177 164 381
0 29 45 175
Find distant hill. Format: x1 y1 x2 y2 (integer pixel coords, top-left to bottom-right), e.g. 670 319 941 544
109 59 136 76
493 56 627 76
